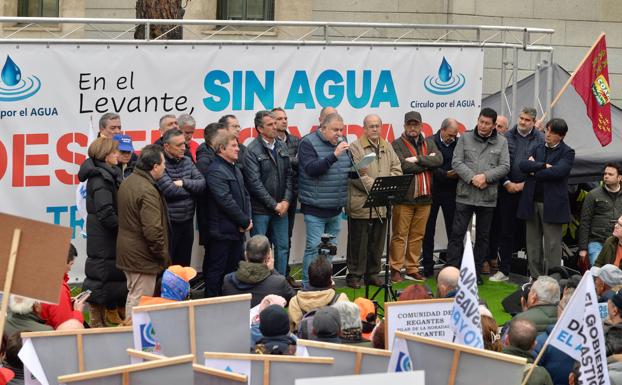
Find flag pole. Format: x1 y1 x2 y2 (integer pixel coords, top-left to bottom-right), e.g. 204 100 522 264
539 32 605 122
520 340 549 385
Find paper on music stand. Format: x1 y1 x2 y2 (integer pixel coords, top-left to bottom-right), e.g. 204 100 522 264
355 152 376 170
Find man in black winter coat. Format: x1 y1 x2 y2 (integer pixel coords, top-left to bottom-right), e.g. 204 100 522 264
243 111 293 277
156 129 205 267
204 132 253 297
196 122 229 247
222 235 294 307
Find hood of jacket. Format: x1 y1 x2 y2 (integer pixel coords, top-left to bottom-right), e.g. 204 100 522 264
78 157 120 183
233 261 272 287
295 288 339 313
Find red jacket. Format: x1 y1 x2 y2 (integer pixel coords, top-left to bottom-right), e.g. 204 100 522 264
40 274 84 328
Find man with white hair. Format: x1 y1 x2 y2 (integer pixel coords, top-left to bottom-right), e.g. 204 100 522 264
4 296 52 337
513 275 560 332
178 113 199 162
154 114 193 159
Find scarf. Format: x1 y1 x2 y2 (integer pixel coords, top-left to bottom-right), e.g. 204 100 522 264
400 133 432 198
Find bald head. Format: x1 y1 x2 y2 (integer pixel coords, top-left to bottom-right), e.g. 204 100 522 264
507 318 537 351
496 115 509 134
363 114 382 141
437 266 460 297
319 107 337 123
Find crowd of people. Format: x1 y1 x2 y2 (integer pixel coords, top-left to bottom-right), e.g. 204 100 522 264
3 105 622 384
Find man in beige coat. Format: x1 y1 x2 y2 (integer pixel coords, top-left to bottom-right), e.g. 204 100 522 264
345 114 402 289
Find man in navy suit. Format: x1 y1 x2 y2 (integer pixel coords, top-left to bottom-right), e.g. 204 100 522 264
518 118 575 278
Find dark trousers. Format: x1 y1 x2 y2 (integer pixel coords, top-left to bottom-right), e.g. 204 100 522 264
421 191 456 274
446 203 495 272
285 195 298 278
203 238 243 298
169 219 195 266
488 189 524 275
346 217 387 279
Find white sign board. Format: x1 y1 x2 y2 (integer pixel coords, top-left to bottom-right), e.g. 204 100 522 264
295 371 425 385
0 44 483 280
384 298 454 351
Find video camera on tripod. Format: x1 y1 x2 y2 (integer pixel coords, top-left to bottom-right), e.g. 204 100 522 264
317 233 337 256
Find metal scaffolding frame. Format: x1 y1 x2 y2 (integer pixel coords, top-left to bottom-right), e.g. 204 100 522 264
0 17 555 122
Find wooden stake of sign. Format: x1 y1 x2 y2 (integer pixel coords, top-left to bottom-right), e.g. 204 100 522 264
77 333 85 372
520 340 549 385
57 354 195 383
126 348 164 362
448 350 461 385
0 229 21 338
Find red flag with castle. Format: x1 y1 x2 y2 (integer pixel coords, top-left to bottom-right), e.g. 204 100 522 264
571 33 612 146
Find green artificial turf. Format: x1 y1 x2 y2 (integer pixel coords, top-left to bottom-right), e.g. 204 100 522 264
335 276 517 326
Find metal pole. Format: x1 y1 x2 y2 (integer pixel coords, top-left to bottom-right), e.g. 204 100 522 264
511 47 518 126
500 47 507 118
534 52 541 112
546 51 554 118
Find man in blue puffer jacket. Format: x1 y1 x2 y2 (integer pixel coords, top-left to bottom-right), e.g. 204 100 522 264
298 112 350 287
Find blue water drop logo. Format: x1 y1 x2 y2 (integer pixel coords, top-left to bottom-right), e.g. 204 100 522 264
423 56 465 95
438 57 452 82
1 55 22 86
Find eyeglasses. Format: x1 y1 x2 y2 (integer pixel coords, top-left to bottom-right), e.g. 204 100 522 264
615 222 622 228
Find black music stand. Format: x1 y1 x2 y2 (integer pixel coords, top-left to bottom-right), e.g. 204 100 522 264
363 174 413 307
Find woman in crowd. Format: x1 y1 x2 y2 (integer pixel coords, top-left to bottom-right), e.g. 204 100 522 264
78 137 128 327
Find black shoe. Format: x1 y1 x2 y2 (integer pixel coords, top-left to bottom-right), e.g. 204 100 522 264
346 277 362 289
477 274 484 285
423 268 435 278
365 275 385 287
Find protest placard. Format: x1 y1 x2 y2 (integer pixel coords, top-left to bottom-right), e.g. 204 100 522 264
295 371 425 385
132 294 251 361
395 331 527 385
384 298 454 350
19 327 133 385
296 339 390 375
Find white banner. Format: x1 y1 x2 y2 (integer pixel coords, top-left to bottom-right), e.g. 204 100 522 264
547 271 610 384
450 231 484 349
0 44 483 281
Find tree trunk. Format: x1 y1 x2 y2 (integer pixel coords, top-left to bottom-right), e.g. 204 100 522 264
134 0 183 40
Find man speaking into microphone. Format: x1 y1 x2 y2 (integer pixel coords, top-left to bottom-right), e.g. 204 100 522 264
298 112 351 287
345 114 402 289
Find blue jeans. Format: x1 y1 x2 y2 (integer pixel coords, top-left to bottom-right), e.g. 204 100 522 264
588 241 604 265
251 214 289 276
302 213 343 285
